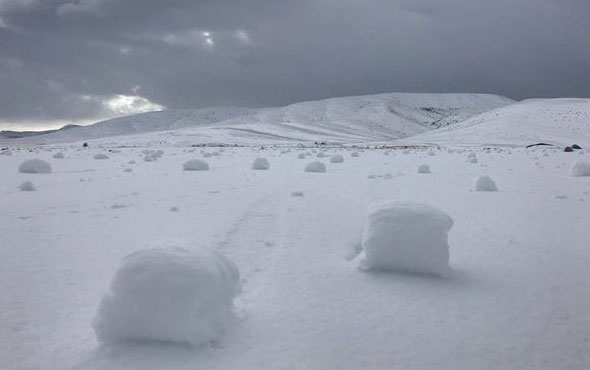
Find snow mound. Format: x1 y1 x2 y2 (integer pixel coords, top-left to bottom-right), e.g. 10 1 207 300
183 159 210 171
297 153 306 159
474 175 498 191
304 161 326 173
351 152 360 157
19 181 35 191
359 201 453 277
52 152 65 159
252 157 270 170
94 154 109 160
18 159 52 174
330 155 344 163
92 245 240 346
417 164 431 173
571 161 590 177
291 191 304 197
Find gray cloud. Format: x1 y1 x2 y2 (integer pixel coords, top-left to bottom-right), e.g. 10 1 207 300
0 0 589 128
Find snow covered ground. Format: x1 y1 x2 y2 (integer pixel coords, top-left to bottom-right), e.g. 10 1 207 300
2 138 590 369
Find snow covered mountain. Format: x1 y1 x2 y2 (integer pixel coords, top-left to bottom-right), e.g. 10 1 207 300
14 93 513 144
403 98 590 147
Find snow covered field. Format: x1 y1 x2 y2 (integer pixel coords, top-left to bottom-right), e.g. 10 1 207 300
2 95 590 369
2 140 590 370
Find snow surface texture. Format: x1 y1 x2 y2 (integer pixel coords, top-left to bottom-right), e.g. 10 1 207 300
304 161 326 173
18 159 51 174
2 93 513 145
92 245 240 346
474 176 498 192
359 201 453 277
183 159 209 171
251 157 270 170
571 161 590 177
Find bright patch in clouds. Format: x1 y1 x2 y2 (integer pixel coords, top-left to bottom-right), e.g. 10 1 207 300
102 94 165 115
161 29 215 48
235 30 251 44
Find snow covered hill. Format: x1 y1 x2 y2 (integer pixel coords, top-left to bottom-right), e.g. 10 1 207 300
10 93 513 144
402 98 590 147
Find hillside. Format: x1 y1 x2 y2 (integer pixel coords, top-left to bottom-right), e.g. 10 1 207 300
402 98 590 147
8 93 513 144
0 125 81 139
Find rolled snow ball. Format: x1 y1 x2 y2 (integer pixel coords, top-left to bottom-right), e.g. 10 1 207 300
467 153 478 164
53 152 65 159
297 153 306 159
304 161 326 173
18 159 52 174
571 161 590 177
474 175 498 191
359 201 453 277
330 155 344 163
183 159 210 171
19 181 36 191
92 245 240 346
351 152 360 157
316 152 326 158
252 157 270 170
94 154 109 160
417 164 431 174
291 191 304 197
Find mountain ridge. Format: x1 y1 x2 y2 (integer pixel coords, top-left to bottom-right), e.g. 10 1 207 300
4 92 513 144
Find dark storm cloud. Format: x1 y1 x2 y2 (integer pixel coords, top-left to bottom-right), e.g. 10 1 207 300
0 0 589 127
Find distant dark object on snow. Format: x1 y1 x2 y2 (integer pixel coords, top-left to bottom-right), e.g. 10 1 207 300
82 142 88 147
525 143 554 149
564 146 573 152
572 144 582 150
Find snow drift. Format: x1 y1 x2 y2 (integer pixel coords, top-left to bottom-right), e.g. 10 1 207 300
92 245 240 346
330 155 344 163
252 157 270 170
18 159 52 174
474 176 498 192
359 201 453 277
304 161 326 173
183 159 210 171
571 161 590 177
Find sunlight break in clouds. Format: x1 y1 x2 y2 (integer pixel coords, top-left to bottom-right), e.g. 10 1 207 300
101 94 165 115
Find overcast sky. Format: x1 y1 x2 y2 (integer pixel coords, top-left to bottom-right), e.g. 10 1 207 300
1 0 589 130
